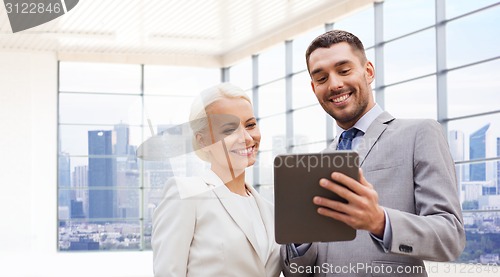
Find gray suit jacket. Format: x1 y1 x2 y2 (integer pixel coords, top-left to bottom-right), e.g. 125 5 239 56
281 112 465 276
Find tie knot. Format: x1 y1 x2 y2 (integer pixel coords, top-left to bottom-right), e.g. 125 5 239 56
342 128 360 140
337 128 360 150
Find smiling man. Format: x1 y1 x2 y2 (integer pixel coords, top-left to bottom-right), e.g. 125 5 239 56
280 30 465 277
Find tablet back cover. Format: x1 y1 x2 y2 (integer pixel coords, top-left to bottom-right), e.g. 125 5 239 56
274 151 358 244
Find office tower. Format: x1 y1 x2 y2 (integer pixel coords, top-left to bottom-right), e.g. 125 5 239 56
448 130 466 188
469 124 493 181
114 123 130 156
449 130 465 161
497 137 500 194
72 165 88 217
113 123 139 218
58 152 71 212
70 199 85 219
88 130 116 220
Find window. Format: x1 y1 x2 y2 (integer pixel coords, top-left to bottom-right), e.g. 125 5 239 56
384 76 437 120
58 62 219 251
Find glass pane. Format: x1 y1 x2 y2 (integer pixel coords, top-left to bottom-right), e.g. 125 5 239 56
292 71 317 109
58 220 142 251
384 76 437 120
446 6 500 69
59 125 142 156
143 220 152 250
448 113 500 157
58 155 141 209
144 95 195 126
258 114 286 152
334 5 375 48
258 43 285 84
257 150 285 186
293 105 326 145
459 211 500 263
229 57 253 90
258 80 286 117
144 65 220 95
384 29 436 85
292 27 325 73
366 48 376 89
59 93 142 125
142 153 208 188
59 62 141 94
457 160 500 212
446 0 499 19
58 188 140 220
383 0 435 41
291 141 327 154
448 60 500 118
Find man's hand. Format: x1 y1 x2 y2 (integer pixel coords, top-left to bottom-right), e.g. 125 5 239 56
313 168 386 238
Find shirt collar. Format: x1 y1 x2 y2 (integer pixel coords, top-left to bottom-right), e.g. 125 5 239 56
335 103 384 135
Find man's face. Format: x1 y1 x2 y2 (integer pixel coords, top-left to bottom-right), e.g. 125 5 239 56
308 42 375 130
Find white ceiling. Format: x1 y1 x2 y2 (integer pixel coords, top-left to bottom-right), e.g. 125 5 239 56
0 0 374 67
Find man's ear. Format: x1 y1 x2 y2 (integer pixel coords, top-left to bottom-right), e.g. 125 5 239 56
310 80 316 94
365 61 375 84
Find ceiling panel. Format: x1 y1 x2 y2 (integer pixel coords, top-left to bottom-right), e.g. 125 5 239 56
0 0 374 66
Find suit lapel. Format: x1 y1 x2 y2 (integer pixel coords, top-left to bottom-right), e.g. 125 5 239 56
202 171 265 264
357 112 395 166
326 112 395 166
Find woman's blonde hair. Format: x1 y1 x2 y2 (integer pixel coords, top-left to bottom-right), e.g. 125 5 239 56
189 83 252 161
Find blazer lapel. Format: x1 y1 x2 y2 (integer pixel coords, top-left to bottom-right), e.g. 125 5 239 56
357 111 395 166
202 172 265 263
247 185 274 262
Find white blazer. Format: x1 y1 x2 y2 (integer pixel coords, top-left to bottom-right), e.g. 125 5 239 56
152 170 281 277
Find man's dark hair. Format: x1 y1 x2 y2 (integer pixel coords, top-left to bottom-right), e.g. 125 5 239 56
305 30 367 73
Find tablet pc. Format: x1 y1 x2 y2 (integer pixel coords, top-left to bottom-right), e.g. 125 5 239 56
274 151 359 244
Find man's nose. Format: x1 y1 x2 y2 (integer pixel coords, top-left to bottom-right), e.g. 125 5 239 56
328 75 344 91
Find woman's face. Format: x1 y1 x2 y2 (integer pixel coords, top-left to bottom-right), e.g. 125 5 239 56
199 97 261 179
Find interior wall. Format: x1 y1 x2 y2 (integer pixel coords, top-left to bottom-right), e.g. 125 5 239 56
0 50 153 277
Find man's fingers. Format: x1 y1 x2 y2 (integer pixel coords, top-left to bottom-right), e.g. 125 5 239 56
313 196 349 214
319 178 360 203
358 168 373 189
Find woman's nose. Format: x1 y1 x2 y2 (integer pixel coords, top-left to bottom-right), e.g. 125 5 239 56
237 126 252 143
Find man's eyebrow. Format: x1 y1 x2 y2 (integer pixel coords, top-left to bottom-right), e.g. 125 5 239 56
310 68 323 76
245 117 256 123
310 60 352 76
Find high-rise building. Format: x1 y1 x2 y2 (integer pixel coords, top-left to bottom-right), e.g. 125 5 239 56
497 137 500 194
449 130 465 161
448 130 466 188
469 124 497 182
114 123 130 156
88 130 116 220
58 152 71 211
72 165 88 217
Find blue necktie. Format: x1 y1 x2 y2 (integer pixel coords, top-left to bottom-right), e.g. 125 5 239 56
337 128 360 150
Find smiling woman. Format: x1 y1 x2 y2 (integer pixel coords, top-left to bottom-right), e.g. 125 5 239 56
150 83 282 277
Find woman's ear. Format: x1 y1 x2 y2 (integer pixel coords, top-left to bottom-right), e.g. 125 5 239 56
196 132 211 154
196 132 206 148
